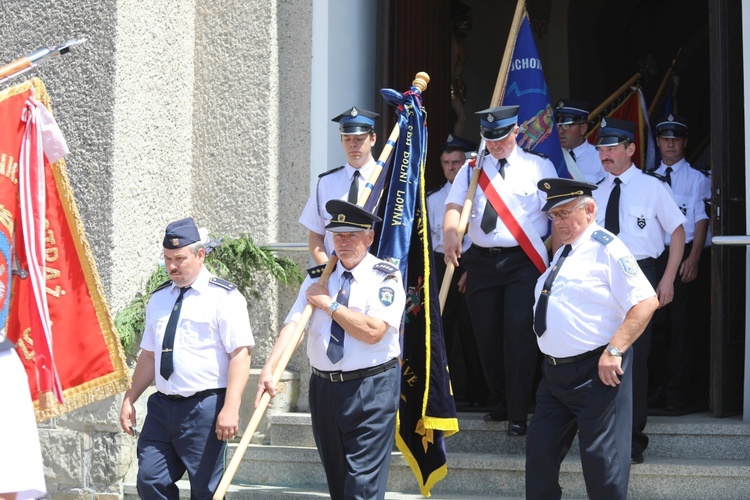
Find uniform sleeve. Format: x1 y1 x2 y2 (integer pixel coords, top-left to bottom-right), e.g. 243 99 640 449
284 276 314 325
606 244 657 311
140 297 158 352
217 290 255 352
365 272 406 330
445 164 471 206
299 185 326 235
655 181 687 234
694 174 711 222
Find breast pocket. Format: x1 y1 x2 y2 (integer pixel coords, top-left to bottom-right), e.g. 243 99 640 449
628 205 654 231
674 194 693 222
178 305 218 347
513 182 540 212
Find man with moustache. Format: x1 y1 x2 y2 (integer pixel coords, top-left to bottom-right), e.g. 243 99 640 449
443 105 557 435
592 118 686 464
119 217 254 499
527 178 658 499
300 106 379 264
554 99 606 184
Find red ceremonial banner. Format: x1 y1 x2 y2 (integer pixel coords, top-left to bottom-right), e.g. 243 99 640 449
0 78 128 421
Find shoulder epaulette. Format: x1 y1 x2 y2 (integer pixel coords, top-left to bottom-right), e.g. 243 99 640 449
596 176 606 185
373 261 399 279
306 263 330 279
591 230 614 246
690 164 710 177
644 169 668 182
426 182 447 198
209 277 237 291
523 148 549 160
318 165 345 179
151 279 172 294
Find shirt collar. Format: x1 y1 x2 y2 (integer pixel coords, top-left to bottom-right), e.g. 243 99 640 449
170 265 209 294
659 157 688 173
608 163 637 186
345 159 376 179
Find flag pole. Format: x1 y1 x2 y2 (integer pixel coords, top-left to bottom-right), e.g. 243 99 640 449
439 0 526 311
647 51 680 117
213 72 430 500
0 39 86 87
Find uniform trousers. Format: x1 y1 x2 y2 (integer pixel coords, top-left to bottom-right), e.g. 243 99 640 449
526 350 633 500
651 243 695 403
463 245 541 421
632 258 657 456
137 390 227 499
309 363 399 500
435 252 487 404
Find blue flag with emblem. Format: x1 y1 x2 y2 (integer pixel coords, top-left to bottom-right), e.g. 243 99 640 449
503 15 567 178
373 84 458 496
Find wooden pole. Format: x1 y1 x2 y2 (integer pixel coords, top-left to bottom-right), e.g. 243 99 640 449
213 72 430 500
439 0 526 313
587 73 641 123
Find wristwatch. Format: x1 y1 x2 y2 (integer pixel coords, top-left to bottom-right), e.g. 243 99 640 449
606 346 624 357
328 301 341 316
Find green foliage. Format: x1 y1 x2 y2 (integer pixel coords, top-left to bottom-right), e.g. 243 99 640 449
115 234 303 355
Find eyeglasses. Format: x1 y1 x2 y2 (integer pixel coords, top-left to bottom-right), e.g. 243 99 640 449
556 123 582 132
547 201 586 221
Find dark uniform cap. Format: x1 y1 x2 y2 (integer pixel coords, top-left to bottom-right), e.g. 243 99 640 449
476 105 519 141
538 177 598 211
325 200 382 233
554 99 591 125
596 117 636 146
442 134 477 152
655 114 689 138
163 217 201 249
331 107 379 135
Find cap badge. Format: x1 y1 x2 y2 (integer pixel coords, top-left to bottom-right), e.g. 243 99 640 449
601 118 608 128
171 238 180 247
558 100 565 107
337 214 346 222
544 182 551 189
487 113 494 123
668 113 674 121
350 107 358 117
447 133 454 142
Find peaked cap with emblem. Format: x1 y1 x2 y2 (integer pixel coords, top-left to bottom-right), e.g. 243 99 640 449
554 99 591 125
163 217 201 249
331 106 379 135
442 134 477 153
476 105 519 141
655 114 689 138
538 177 598 211
325 200 382 233
596 117 636 146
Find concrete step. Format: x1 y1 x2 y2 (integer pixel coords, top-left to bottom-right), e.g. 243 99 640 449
268 411 750 460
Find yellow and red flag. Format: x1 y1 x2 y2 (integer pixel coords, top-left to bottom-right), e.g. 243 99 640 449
0 78 128 421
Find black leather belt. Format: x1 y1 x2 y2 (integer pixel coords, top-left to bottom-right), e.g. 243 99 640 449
159 388 225 400
637 257 656 267
471 244 522 255
544 346 606 366
312 358 398 382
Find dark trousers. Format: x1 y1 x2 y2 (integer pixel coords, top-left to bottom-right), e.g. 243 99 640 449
526 350 633 500
137 391 227 500
463 246 541 421
632 258 657 455
309 364 399 500
435 253 488 403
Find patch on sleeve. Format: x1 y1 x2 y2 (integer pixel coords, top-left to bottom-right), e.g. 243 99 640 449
618 256 639 277
591 230 613 246
209 277 237 290
379 286 396 306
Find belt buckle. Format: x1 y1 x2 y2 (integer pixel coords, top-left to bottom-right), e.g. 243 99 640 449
546 355 557 366
329 372 344 382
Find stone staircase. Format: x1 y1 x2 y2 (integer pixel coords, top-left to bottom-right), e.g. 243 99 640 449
124 410 750 498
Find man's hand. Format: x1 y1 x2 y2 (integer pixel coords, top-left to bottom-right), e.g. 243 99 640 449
679 254 700 283
215 407 239 441
598 352 624 387
655 278 674 308
457 270 468 294
254 366 277 408
443 236 462 267
305 282 333 310
119 396 137 436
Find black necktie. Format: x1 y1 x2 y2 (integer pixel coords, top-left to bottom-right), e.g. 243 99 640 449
160 286 190 380
327 271 353 363
348 171 361 203
604 178 622 234
534 244 572 337
664 167 673 187
480 159 507 234
569 150 576 162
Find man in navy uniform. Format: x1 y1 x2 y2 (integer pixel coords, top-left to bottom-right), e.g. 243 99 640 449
427 135 487 407
592 118 686 464
527 178 658 499
554 99 606 184
119 217 254 499
299 106 379 264
648 115 711 412
257 200 406 500
443 105 558 435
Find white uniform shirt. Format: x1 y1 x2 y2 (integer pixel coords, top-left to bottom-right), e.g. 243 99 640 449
535 223 656 357
592 165 686 260
445 146 558 248
299 159 378 256
142 267 255 397
652 158 710 245
285 253 405 372
426 182 472 253
571 140 606 184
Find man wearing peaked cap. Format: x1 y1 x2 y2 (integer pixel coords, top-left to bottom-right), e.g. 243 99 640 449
443 103 558 435
593 117 686 465
648 113 711 415
554 99 606 184
526 177 657 499
120 217 254 498
299 106 380 265
257 199 406 500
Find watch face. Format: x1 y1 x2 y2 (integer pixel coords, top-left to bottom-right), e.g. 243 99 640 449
608 347 622 356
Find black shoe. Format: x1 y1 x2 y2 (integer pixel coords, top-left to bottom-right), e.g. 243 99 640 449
483 409 507 422
507 421 527 437
631 451 644 464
